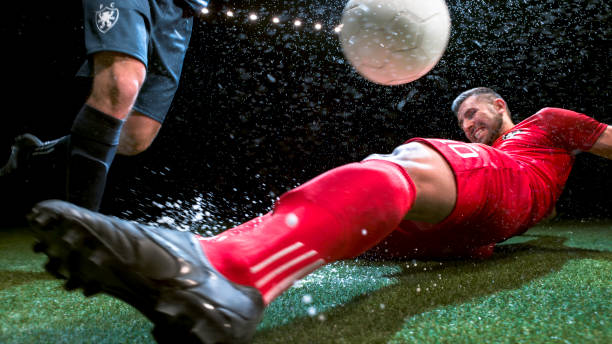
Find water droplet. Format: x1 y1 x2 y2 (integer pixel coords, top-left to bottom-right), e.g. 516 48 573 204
307 306 317 316
285 213 299 227
302 294 313 304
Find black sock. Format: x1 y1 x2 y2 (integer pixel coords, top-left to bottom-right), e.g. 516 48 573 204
67 105 124 211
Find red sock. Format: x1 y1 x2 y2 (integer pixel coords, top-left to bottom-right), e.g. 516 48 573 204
198 160 416 304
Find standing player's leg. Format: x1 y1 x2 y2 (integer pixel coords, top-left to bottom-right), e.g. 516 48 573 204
28 142 456 342
67 51 146 210
45 0 153 211
0 1 150 211
74 0 194 206
0 51 145 212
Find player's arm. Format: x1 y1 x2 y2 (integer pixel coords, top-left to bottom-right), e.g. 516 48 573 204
537 108 609 158
589 125 612 160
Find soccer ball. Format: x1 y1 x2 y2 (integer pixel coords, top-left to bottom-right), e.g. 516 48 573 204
339 0 451 85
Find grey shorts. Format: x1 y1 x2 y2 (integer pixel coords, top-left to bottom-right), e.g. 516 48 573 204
78 0 194 123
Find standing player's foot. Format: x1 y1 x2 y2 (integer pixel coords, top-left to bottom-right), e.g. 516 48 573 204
1 134 44 223
0 133 43 177
28 200 265 344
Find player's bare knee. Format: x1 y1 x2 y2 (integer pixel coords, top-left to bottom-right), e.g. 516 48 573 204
97 72 142 106
89 53 146 115
363 143 421 168
363 152 388 161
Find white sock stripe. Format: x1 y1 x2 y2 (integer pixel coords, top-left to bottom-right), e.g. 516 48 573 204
262 258 326 304
255 250 318 288
250 242 304 274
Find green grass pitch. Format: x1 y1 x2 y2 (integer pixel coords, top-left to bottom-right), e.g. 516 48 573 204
1 220 610 343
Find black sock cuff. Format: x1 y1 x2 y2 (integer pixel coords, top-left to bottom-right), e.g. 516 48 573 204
71 105 125 146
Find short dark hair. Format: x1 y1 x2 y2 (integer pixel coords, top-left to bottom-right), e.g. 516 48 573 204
451 87 508 115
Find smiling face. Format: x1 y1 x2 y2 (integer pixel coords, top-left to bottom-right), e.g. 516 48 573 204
456 95 511 145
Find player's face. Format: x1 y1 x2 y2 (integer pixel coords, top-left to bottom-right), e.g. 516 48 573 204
456 96 504 145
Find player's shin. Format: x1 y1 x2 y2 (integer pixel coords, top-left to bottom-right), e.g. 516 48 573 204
67 105 124 211
199 159 416 304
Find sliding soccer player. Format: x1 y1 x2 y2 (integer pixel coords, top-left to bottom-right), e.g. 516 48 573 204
29 87 611 343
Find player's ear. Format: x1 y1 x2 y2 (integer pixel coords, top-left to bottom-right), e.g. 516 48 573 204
493 98 507 114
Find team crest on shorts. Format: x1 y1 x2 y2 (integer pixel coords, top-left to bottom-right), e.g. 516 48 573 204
96 3 119 34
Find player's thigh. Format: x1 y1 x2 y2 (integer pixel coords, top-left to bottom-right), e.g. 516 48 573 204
364 142 457 223
410 138 533 241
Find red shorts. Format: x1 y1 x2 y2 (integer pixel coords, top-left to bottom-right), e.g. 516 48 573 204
369 138 534 259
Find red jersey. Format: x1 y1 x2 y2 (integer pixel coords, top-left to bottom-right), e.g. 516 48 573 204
372 108 607 259
491 107 607 224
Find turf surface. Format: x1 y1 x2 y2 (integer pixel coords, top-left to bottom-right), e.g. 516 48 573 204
0 221 610 343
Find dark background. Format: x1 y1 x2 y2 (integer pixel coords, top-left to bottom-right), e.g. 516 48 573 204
2 0 611 231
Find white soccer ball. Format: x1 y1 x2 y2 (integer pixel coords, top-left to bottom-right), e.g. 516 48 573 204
339 0 451 85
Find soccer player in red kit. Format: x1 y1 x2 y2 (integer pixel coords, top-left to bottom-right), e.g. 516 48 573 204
29 87 611 343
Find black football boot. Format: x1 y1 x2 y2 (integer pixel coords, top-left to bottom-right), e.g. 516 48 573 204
28 199 265 344
1 134 68 223
0 134 44 177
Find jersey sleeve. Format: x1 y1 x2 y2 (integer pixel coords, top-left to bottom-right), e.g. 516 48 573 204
536 107 607 152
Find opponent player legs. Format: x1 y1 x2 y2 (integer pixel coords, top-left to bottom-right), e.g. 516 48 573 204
2 0 192 211
69 0 192 208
